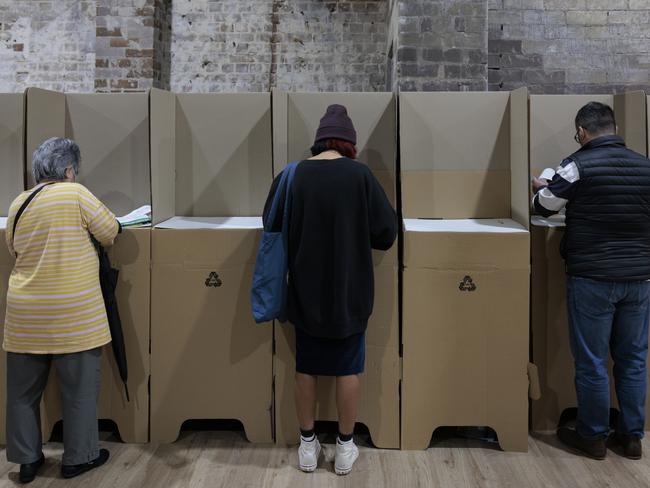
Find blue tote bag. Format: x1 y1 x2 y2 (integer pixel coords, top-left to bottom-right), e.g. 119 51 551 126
251 162 299 323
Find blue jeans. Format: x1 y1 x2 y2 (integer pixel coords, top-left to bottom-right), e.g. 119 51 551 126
567 276 650 439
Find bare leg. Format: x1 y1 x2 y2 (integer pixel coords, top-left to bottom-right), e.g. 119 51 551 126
295 373 317 431
336 375 360 435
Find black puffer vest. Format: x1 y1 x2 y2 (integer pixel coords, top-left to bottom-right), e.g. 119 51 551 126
563 135 650 281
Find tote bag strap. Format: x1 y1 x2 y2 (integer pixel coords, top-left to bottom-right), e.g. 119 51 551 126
265 161 299 232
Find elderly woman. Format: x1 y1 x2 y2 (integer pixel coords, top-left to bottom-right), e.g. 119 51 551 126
4 138 119 483
263 105 397 475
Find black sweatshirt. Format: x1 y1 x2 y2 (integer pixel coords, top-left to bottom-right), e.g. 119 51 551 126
263 157 397 339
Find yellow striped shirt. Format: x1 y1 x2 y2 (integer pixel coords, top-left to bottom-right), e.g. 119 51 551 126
3 183 119 354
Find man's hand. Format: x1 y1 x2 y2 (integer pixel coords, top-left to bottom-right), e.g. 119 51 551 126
532 176 549 194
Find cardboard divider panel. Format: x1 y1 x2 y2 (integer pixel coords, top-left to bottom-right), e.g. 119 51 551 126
0 94 26 443
271 92 399 448
1 94 25 214
24 88 151 442
529 94 650 433
400 90 530 452
149 92 274 443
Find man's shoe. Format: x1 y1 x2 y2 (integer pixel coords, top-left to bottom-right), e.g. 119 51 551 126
298 437 321 473
334 438 359 476
612 433 643 460
19 453 45 484
61 449 110 479
557 427 607 460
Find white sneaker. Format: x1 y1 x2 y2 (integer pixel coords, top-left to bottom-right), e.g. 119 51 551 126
298 436 321 472
334 438 359 476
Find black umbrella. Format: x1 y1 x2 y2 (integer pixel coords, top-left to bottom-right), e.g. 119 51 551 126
92 237 130 402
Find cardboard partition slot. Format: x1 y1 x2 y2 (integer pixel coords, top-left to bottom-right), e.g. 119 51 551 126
150 228 272 443
274 323 400 449
39 228 151 443
274 92 397 206
402 265 530 451
26 90 151 217
0 93 25 215
399 91 530 222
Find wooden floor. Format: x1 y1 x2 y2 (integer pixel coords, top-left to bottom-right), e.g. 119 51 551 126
0 431 649 488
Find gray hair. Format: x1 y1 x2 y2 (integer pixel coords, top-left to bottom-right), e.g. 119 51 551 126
32 137 81 184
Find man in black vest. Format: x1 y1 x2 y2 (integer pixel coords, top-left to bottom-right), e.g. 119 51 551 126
533 102 650 461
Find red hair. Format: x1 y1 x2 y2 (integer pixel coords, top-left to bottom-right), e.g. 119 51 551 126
326 139 357 160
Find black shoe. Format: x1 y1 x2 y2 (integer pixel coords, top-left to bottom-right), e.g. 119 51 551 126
61 449 110 479
557 427 607 460
612 433 643 460
19 453 45 484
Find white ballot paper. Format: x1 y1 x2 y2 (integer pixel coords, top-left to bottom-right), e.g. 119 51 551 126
539 168 556 181
117 205 152 227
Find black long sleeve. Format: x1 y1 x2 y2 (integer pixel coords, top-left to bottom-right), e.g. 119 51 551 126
265 157 397 339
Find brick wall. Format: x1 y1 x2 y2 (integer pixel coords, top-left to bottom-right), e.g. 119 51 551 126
395 0 488 91
0 0 95 92
0 1 649 94
169 0 273 92
168 0 387 93
272 0 387 92
95 0 156 92
153 0 171 90
488 0 650 93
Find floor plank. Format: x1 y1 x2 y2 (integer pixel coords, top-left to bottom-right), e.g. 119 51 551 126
0 432 648 488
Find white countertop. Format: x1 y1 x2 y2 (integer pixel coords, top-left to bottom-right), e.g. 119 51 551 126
403 218 528 233
155 216 263 230
531 215 566 228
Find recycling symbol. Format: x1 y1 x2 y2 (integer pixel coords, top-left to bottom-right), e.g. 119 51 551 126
458 275 477 292
205 272 223 288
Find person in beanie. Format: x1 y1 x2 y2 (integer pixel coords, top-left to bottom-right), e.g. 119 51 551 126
532 102 650 460
263 104 397 474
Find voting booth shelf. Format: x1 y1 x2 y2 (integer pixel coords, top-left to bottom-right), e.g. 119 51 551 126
149 90 274 444
400 89 532 452
272 91 400 449
529 92 649 433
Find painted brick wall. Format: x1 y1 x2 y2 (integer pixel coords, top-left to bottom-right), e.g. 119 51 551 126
169 0 387 93
169 0 273 92
395 0 488 91
0 0 95 92
272 0 387 92
95 0 156 92
488 0 650 93
1 1 649 94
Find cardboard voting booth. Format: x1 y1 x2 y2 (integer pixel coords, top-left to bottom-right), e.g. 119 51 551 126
24 88 151 443
0 92 26 444
271 92 399 448
529 93 649 432
149 90 274 443
400 89 531 452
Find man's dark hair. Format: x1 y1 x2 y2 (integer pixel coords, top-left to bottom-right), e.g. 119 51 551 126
575 102 616 135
